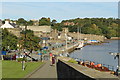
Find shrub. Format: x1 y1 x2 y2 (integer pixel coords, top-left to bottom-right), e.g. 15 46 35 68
68 59 78 64
17 58 27 62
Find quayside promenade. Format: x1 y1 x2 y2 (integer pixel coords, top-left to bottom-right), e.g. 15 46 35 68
25 61 57 79
23 43 119 80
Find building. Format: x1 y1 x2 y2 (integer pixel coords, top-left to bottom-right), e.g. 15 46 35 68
30 19 39 26
20 26 52 33
0 19 2 26
63 22 75 26
0 20 18 28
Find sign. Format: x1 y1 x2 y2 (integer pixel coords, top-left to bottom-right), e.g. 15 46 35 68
2 51 6 55
38 53 42 55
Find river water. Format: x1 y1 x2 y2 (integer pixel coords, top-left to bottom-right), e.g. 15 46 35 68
70 40 119 71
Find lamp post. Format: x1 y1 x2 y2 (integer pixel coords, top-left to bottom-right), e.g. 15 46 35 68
109 52 120 75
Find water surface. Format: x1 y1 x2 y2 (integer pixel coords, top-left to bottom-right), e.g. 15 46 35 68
70 40 119 71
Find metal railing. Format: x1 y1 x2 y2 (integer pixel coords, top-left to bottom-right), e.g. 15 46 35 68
71 57 115 71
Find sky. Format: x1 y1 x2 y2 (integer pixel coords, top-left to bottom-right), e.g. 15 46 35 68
1 0 119 2
0 2 118 22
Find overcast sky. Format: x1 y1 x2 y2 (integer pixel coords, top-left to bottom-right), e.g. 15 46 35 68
1 2 118 22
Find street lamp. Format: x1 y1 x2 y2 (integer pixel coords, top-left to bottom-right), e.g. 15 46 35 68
109 52 120 75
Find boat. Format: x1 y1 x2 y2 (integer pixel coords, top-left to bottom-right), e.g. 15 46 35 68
75 41 84 50
75 26 84 50
87 40 99 43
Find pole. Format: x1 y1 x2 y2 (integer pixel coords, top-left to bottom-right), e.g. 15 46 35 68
19 30 21 56
22 22 27 71
65 33 68 57
65 33 67 51
22 60 25 71
24 24 27 49
109 52 120 75
77 26 79 41
118 54 120 75
80 26 81 41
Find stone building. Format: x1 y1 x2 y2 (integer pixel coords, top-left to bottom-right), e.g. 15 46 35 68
20 26 52 33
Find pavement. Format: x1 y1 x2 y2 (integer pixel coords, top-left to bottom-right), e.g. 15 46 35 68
25 60 57 79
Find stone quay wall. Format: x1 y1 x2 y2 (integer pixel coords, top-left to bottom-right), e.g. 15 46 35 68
57 59 95 79
57 59 119 80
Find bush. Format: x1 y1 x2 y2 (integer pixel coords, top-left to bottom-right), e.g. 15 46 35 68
68 59 78 64
17 58 27 62
3 55 11 60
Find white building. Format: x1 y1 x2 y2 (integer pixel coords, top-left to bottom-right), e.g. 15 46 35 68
0 20 15 28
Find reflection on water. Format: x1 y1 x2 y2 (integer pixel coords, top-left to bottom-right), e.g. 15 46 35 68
70 40 119 71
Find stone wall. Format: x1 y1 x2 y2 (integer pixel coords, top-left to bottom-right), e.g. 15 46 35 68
68 32 105 42
20 26 52 32
57 59 119 80
6 28 105 42
57 59 95 79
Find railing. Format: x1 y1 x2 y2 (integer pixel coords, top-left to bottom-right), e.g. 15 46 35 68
71 57 115 71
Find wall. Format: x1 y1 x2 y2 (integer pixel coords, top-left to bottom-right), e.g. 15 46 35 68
20 26 52 32
57 59 95 79
6 28 105 42
57 59 119 80
68 32 105 42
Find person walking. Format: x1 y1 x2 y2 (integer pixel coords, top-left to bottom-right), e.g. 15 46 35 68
51 55 55 66
49 53 52 61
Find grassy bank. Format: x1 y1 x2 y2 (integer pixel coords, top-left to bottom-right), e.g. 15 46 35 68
2 60 44 79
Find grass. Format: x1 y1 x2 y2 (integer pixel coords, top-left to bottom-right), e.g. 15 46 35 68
2 60 44 79
68 59 78 64
0 60 2 80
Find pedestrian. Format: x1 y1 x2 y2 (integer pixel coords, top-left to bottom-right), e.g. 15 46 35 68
49 53 53 61
51 55 55 66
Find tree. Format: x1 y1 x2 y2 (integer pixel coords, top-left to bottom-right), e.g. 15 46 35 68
16 18 27 26
2 29 18 50
52 19 57 24
60 17 118 38
27 20 34 26
20 30 41 52
39 17 51 26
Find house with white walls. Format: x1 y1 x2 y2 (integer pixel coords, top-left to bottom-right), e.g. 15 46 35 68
0 20 15 28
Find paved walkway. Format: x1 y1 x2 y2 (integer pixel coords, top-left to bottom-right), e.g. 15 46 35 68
26 60 57 79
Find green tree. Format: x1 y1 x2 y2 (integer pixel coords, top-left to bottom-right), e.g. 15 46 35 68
39 17 51 26
16 18 27 26
27 20 34 26
2 29 18 50
20 30 41 52
60 17 118 39
51 19 57 26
